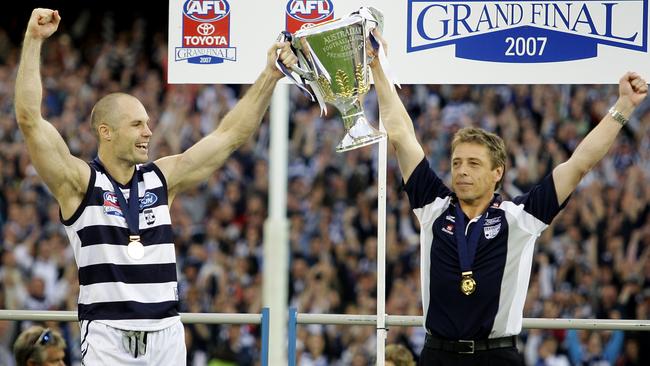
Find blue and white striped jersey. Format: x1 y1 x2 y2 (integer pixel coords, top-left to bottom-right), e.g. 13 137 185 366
62 161 179 331
404 158 566 340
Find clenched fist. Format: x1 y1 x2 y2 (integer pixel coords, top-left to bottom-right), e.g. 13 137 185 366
619 72 648 110
26 8 61 40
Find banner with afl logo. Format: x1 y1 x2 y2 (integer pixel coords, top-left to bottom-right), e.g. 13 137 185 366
168 0 650 84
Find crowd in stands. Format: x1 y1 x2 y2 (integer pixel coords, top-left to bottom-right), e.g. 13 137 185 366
1 6 649 366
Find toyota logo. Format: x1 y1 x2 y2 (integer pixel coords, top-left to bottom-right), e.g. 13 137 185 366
196 23 215 36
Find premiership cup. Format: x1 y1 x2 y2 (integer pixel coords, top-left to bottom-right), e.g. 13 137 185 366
289 9 386 152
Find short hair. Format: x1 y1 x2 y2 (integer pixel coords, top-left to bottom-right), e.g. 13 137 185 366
385 344 415 366
451 127 507 190
90 92 132 139
13 326 66 366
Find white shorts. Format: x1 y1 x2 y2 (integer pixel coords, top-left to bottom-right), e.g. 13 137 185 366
80 320 186 365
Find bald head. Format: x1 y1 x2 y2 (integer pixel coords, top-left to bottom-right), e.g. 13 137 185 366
90 93 138 140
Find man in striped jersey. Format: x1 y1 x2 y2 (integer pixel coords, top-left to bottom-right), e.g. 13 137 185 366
368 35 647 365
15 8 297 365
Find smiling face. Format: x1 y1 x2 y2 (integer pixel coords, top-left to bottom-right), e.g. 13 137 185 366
111 97 152 164
451 142 503 204
93 93 152 165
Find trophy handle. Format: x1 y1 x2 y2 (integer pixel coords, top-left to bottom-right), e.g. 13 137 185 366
290 64 314 81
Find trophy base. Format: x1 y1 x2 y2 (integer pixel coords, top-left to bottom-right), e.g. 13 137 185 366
336 118 386 153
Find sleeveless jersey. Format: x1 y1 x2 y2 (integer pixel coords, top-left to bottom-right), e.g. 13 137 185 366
62 161 179 331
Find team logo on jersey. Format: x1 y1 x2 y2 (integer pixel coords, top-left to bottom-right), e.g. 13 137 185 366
139 192 158 210
484 223 501 239
286 0 334 33
103 192 124 218
407 0 647 62
485 216 501 226
144 208 156 225
175 0 236 64
445 214 455 223
442 223 454 235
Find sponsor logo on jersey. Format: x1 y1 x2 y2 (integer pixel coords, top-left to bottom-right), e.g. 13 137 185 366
286 0 334 33
103 191 124 218
139 192 158 210
442 223 454 235
175 0 237 64
407 0 647 62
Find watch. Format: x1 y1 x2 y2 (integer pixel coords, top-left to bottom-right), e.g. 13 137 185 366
609 107 629 126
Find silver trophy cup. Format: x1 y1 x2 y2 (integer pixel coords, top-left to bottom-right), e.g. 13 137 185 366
290 11 386 152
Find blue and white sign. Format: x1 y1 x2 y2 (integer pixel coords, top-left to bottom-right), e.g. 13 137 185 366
408 0 646 62
168 0 650 84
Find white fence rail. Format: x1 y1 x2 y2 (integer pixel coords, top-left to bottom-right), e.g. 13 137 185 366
0 309 270 365
295 313 650 331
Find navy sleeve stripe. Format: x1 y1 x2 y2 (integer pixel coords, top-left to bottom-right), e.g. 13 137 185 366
79 263 177 285
60 166 96 226
403 157 452 209
512 173 566 225
148 162 169 192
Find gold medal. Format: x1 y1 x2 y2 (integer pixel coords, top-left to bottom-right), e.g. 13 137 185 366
460 271 476 295
127 235 144 260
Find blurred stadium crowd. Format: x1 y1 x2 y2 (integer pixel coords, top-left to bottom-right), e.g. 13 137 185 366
1 5 650 366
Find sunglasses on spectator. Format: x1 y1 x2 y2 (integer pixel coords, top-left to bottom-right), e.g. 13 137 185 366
27 328 53 360
36 329 52 346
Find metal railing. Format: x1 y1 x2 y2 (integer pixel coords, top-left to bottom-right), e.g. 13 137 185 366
287 308 650 366
0 309 270 366
5 307 650 366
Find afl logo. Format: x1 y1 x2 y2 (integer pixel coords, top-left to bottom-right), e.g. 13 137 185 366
183 0 230 22
103 192 119 206
286 0 333 22
102 191 124 217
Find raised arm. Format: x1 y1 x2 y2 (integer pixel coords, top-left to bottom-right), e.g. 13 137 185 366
155 42 296 201
368 35 424 182
552 72 647 205
15 9 90 219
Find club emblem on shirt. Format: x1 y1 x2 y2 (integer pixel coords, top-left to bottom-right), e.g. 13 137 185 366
144 208 156 225
442 224 454 235
484 223 501 239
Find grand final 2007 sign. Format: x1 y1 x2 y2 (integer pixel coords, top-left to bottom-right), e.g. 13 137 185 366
168 0 650 84
408 0 645 62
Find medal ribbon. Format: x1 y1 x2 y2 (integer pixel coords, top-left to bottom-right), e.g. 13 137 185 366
454 202 486 274
93 157 140 237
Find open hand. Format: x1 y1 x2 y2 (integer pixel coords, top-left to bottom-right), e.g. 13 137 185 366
26 8 60 40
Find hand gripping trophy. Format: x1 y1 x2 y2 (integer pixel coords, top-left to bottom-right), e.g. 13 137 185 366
278 7 396 152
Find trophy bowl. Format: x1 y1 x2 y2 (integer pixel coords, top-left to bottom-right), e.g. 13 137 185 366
290 11 386 152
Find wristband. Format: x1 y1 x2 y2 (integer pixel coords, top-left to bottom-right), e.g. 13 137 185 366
609 107 629 126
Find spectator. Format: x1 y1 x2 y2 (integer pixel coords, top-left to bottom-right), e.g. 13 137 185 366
1 4 649 364
385 343 415 366
13 326 66 366
566 329 624 366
